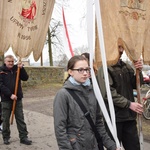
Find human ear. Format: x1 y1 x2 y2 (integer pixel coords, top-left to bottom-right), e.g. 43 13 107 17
68 69 73 76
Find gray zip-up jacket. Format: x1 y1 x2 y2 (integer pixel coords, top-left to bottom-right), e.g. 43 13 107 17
53 80 116 150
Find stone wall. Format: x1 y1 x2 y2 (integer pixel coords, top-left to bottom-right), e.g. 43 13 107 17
22 66 64 87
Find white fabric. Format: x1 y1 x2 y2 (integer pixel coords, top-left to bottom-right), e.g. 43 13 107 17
87 0 120 148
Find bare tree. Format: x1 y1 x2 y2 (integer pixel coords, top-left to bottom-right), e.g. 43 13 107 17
45 0 87 66
74 46 89 55
45 18 64 66
48 19 63 66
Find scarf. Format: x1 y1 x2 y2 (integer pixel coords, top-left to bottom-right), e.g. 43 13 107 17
69 76 91 87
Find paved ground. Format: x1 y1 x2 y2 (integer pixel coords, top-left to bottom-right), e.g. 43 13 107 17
0 109 149 150
0 83 149 150
0 110 58 150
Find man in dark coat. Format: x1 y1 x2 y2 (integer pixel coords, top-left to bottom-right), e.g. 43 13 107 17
97 46 143 150
0 55 32 145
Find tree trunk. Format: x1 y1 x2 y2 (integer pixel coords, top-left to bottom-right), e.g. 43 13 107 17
0 55 4 66
40 52 43 66
48 27 53 66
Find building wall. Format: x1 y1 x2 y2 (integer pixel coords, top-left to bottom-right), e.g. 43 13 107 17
22 66 64 87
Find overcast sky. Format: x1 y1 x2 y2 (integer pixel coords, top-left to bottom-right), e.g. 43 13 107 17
53 0 88 46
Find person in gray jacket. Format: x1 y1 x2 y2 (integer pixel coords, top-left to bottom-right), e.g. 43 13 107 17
53 55 120 150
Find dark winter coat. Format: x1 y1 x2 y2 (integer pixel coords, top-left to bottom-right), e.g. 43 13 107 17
97 60 143 122
0 64 28 102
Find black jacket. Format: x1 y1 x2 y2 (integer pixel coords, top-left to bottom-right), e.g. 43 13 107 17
0 64 28 102
97 60 143 122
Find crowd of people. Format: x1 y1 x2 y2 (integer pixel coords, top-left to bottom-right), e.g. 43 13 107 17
53 48 143 150
0 51 145 150
97 47 143 150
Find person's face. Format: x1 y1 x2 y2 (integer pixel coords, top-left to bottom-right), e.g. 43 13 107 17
68 60 90 83
118 46 124 58
4 57 15 69
139 0 144 3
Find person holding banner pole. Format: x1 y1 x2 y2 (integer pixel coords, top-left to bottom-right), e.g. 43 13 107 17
0 55 32 145
53 55 120 150
97 46 143 150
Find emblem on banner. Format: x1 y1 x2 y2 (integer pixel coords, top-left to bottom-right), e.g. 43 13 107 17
21 0 36 19
19 0 37 26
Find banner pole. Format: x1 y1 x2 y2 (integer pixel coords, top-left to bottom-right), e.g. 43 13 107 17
10 59 21 125
136 69 143 150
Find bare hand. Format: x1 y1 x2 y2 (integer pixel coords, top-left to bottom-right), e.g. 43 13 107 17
133 59 143 71
17 62 24 68
10 94 17 100
129 102 143 114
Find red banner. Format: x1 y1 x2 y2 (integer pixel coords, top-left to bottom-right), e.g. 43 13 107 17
62 7 74 58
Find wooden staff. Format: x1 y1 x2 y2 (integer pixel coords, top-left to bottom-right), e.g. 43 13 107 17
10 64 21 125
136 69 143 150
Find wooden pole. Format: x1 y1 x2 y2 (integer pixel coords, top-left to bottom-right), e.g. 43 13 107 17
10 63 21 125
136 69 143 150
40 52 43 66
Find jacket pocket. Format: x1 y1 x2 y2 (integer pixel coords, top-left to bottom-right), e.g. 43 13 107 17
70 138 80 150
